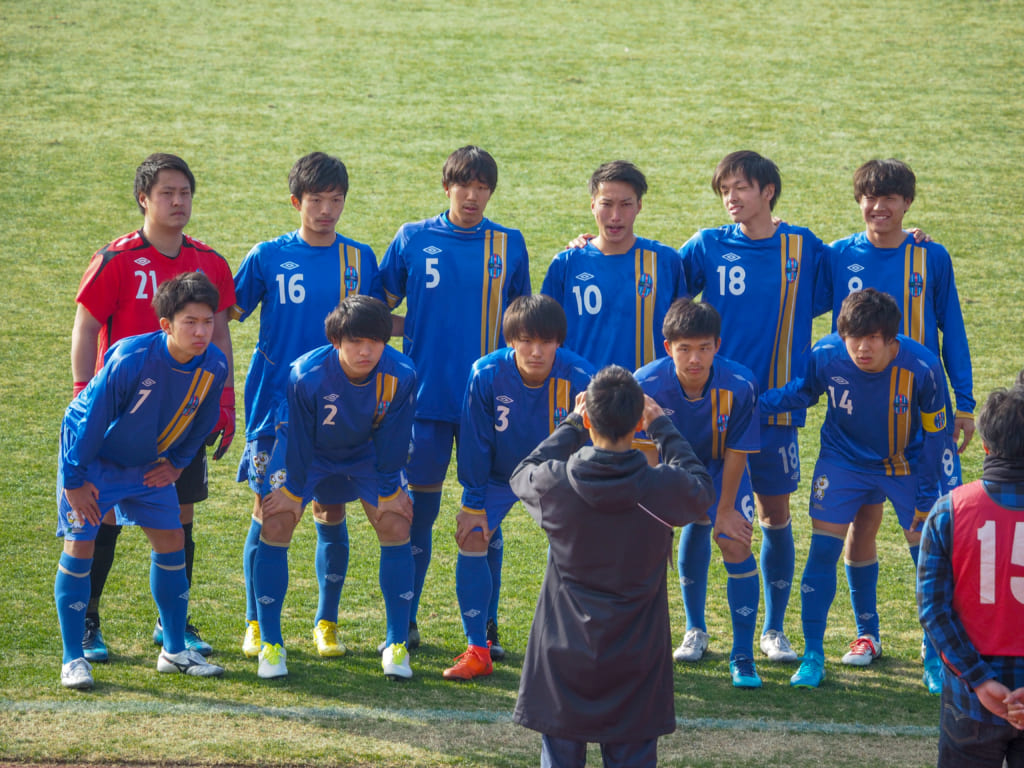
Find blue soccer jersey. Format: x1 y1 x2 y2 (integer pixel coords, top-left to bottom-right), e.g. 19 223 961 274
827 232 974 417
275 344 417 502
541 237 687 370
231 230 384 440
457 347 594 510
680 223 832 427
635 355 760 508
379 213 531 424
760 333 948 514
61 331 229 489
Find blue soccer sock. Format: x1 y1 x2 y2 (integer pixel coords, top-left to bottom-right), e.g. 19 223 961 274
724 555 760 661
55 552 93 664
845 558 880 640
487 525 504 624
150 549 188 654
799 533 845 657
254 539 289 647
242 517 262 622
379 542 414 647
678 521 712 632
760 520 795 635
908 543 938 662
314 519 349 625
456 550 491 648
408 488 442 624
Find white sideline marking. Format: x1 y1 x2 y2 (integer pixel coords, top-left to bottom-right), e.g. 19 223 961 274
2 699 937 737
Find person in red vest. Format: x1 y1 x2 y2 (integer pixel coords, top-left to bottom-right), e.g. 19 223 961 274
918 379 1024 766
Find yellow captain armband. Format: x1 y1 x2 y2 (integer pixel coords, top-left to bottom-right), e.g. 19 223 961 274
921 409 946 433
955 411 975 421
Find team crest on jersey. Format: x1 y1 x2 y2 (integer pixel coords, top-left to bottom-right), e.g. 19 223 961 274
344 265 359 292
553 406 568 425
636 271 653 297
812 474 830 501
487 253 503 278
716 413 729 433
183 396 200 416
785 257 799 283
908 272 924 298
376 400 391 420
252 450 270 483
893 394 909 415
934 410 946 431
269 469 287 490
65 510 84 530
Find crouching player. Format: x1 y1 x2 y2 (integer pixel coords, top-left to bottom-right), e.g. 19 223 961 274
445 295 594 680
55 272 228 689
635 298 762 687
255 296 417 680
918 381 1024 766
760 289 947 688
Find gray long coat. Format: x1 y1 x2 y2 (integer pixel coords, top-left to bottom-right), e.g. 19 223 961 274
510 414 713 743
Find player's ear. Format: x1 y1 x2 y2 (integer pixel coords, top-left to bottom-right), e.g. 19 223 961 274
290 195 302 212
663 339 672 355
714 338 722 354
581 411 592 430
158 316 173 334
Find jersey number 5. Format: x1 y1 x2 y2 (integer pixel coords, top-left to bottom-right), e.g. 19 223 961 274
976 520 1024 604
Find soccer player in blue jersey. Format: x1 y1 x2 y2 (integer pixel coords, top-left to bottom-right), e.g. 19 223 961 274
760 289 948 689
55 272 228 689
444 295 594 680
542 160 688 371
635 298 762 687
378 146 531 649
918 381 1024 764
679 150 833 664
253 296 417 680
827 159 974 691
232 152 384 660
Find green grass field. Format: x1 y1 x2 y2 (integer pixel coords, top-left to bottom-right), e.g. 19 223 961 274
2 0 1024 765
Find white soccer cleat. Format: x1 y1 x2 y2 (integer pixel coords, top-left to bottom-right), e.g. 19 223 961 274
841 635 882 667
257 643 288 679
61 657 94 690
673 628 709 662
760 629 799 663
382 642 413 681
157 647 225 677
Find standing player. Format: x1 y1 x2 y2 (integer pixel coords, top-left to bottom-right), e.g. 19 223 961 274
635 298 762 687
378 146 531 648
445 295 594 680
542 160 688 371
918 381 1024 765
56 273 227 689
827 159 974 691
254 297 417 680
760 289 947 689
232 152 384 660
70 153 236 662
679 150 833 664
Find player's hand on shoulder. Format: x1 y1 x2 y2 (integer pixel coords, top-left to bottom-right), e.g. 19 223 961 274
64 482 101 527
567 233 594 250
906 227 933 244
143 458 183 488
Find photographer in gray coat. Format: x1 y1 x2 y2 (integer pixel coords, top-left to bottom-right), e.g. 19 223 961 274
510 365 714 768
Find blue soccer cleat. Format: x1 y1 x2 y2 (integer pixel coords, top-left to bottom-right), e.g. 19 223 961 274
790 651 826 689
153 617 214 657
82 617 109 663
730 656 763 689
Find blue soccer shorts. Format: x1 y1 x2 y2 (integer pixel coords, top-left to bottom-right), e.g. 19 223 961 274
407 418 459 488
807 456 917 530
748 425 800 496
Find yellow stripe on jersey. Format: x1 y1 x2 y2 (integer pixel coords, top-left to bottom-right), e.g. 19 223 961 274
547 378 572 434
710 388 734 460
902 244 927 344
884 367 915 476
480 230 508 356
340 243 362 297
157 370 216 454
373 373 399 427
633 248 658 369
768 235 802 427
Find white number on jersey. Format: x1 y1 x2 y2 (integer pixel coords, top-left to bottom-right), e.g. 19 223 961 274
848 276 863 293
827 386 854 415
322 404 337 426
976 519 1024 604
425 257 440 289
717 265 746 296
777 441 800 474
135 270 158 300
129 388 152 414
495 405 510 432
275 273 306 304
571 284 602 315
